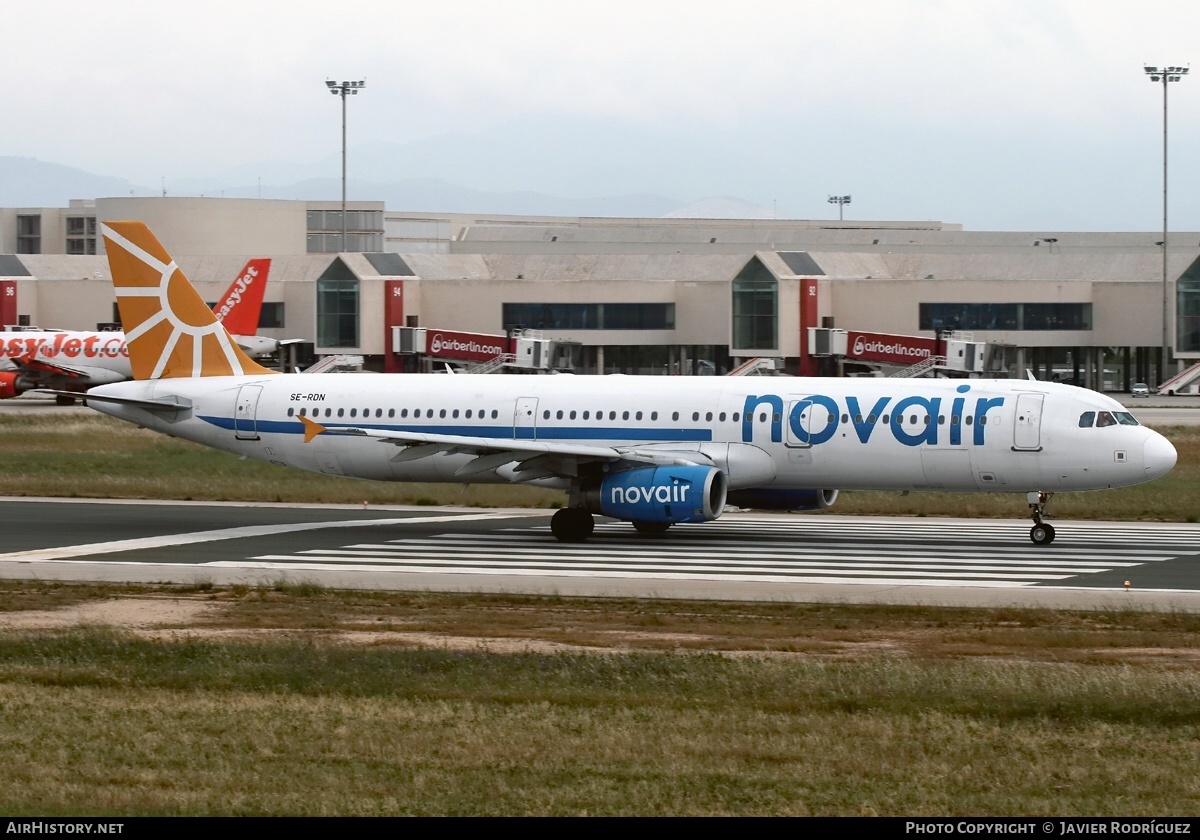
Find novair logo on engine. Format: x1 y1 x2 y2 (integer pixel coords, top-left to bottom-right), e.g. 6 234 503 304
609 482 691 506
741 384 1005 448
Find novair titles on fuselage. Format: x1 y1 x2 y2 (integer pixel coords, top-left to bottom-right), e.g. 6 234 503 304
741 383 1006 447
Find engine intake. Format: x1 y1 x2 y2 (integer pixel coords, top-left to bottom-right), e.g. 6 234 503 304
0 371 21 399
583 465 727 524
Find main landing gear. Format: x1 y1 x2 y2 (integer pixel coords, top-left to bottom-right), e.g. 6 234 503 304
1027 491 1055 545
633 521 671 535
551 508 594 542
549 509 674 541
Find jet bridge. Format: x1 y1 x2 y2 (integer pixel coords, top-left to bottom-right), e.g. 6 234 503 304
807 328 1013 378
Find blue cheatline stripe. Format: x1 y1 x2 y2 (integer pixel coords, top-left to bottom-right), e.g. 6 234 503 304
201 416 713 443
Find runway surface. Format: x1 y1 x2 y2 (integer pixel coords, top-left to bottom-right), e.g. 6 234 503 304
2 498 1199 610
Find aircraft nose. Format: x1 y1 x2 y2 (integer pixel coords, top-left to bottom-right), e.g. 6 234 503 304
1144 433 1177 480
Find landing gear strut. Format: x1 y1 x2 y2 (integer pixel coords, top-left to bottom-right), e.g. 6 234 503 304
551 508 594 543
1027 491 1055 545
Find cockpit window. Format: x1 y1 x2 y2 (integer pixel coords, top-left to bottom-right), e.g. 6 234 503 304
1081 409 1140 429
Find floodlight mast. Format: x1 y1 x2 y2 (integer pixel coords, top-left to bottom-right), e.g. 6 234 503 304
325 79 366 251
1144 64 1188 385
827 194 851 222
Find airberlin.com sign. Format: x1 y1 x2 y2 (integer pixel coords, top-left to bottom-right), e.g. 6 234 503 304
845 331 940 365
426 330 511 362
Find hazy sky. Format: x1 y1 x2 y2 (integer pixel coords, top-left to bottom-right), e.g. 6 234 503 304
5 0 1200 230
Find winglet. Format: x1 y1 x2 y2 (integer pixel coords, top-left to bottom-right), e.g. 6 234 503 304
100 221 278 381
299 414 327 443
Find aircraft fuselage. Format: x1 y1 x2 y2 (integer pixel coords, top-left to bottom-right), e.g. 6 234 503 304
88 372 1176 495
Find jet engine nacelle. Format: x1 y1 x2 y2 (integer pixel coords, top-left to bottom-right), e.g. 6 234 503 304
584 465 727 524
0 371 22 399
726 488 839 511
233 334 281 360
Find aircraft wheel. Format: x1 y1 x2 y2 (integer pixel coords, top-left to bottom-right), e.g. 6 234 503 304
633 521 671 535
55 395 76 406
551 508 594 543
1030 523 1056 545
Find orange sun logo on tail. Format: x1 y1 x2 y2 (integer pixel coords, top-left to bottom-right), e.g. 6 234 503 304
101 222 277 380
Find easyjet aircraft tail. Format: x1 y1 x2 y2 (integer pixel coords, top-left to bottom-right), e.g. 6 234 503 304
213 258 271 336
100 221 277 379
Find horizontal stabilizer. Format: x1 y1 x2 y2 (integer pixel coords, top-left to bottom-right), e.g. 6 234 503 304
33 389 192 413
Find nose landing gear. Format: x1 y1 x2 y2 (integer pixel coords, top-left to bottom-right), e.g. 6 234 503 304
1027 491 1055 545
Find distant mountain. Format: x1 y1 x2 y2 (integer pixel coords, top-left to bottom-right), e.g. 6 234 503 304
665 197 777 219
0 157 144 206
0 155 771 220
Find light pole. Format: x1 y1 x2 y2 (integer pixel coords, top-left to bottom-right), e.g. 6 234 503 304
1144 64 1188 384
325 79 366 251
828 194 851 221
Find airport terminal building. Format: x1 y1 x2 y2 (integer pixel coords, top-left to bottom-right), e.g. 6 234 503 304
2 196 1199 392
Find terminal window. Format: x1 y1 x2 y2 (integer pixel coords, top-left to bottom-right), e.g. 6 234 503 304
316 264 359 347
1177 256 1200 354
920 303 1092 332
16 215 40 254
502 303 675 330
732 261 778 350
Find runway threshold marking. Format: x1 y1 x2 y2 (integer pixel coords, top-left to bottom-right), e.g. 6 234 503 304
0 512 537 564
234 517 1200 589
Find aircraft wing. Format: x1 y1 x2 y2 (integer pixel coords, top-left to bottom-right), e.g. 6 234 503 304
298 416 710 480
13 355 92 380
10 356 126 389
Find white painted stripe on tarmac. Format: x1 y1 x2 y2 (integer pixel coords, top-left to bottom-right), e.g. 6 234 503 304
0 513 536 564
202 560 1038 587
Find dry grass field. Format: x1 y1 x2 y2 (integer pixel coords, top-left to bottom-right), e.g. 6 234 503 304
0 583 1199 816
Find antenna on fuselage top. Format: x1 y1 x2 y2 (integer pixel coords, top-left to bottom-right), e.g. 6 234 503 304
1025 369 1038 381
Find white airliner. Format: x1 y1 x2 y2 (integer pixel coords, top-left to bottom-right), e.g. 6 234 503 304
77 222 1177 546
0 257 275 399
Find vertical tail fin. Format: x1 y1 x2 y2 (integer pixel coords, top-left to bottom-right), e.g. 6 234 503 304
100 221 277 380
213 258 271 336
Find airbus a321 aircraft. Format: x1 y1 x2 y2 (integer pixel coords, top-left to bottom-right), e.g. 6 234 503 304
0 257 273 399
78 221 1177 546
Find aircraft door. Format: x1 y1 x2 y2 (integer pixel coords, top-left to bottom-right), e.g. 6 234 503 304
1012 393 1044 451
234 384 263 441
785 399 818 448
514 397 538 440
